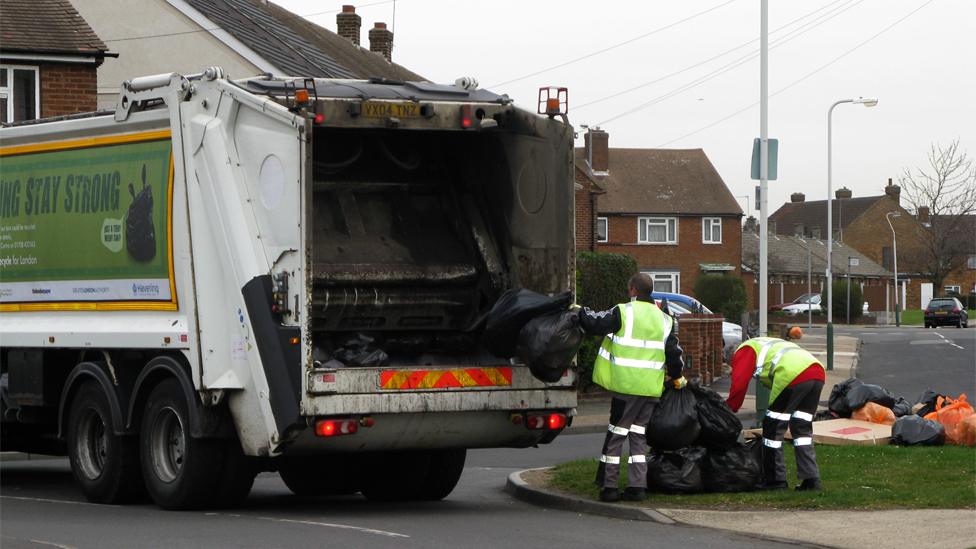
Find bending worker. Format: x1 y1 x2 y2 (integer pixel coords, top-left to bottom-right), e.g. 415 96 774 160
726 327 825 491
578 273 685 502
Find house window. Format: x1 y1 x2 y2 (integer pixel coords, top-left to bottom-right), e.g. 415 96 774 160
702 217 722 244
881 246 893 271
967 255 976 270
0 65 40 124
638 217 677 244
643 271 680 293
944 285 961 295
597 217 608 243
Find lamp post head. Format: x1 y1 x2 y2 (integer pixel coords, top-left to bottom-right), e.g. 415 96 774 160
853 97 879 107
887 211 901 218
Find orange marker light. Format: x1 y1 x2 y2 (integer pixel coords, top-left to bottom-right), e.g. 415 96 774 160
295 89 310 104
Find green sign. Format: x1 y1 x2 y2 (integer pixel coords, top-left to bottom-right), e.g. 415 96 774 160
0 133 174 309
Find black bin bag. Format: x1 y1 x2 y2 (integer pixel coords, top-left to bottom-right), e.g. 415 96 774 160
690 383 742 450
482 289 573 358
646 387 701 451
845 383 895 411
703 438 762 493
647 447 706 494
516 310 583 383
914 389 943 417
890 415 945 446
126 165 156 263
828 378 863 417
891 397 913 418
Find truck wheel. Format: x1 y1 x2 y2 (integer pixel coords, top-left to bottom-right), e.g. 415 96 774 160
66 381 144 504
418 449 466 500
360 451 432 501
279 456 360 496
215 439 256 507
140 379 222 509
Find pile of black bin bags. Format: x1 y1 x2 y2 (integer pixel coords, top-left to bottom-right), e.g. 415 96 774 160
482 288 581 383
645 383 762 494
827 378 947 446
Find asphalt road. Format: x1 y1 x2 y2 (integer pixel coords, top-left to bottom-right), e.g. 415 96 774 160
0 432 793 549
829 324 975 400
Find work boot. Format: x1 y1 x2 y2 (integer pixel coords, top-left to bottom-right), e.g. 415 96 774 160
795 478 823 492
599 488 621 502
757 480 789 491
622 487 646 501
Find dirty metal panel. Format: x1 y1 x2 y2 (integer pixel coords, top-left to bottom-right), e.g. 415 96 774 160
307 365 575 395
301 388 577 417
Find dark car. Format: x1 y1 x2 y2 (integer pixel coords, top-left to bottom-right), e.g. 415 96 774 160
924 297 969 328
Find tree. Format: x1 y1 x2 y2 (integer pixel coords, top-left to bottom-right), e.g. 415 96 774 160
693 274 747 322
898 139 976 294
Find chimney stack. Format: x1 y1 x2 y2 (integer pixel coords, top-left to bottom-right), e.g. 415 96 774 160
369 22 393 61
917 206 930 224
336 5 361 46
584 128 609 175
790 192 805 203
744 215 757 234
885 178 901 203
793 223 805 237
835 187 852 199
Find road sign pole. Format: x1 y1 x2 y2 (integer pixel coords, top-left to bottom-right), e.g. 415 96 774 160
756 0 770 423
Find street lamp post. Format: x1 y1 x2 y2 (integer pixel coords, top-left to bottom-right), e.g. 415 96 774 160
886 211 901 326
827 97 877 370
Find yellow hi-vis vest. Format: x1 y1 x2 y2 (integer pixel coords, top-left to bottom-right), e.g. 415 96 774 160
736 337 825 405
592 300 672 397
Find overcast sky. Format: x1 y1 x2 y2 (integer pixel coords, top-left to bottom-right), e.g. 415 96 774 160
276 0 974 216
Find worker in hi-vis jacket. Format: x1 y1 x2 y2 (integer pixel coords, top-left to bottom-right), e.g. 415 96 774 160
577 273 685 502
726 327 825 491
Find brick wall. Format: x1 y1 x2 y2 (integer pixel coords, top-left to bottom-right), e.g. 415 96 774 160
39 63 98 118
597 214 741 298
574 167 601 253
676 314 724 385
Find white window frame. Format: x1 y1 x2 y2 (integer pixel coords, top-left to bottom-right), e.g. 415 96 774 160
596 217 608 243
967 254 976 270
944 285 961 295
0 64 41 123
637 217 677 245
702 217 722 244
642 271 680 294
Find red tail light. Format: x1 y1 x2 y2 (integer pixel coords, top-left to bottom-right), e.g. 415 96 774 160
315 418 359 437
547 413 567 430
953 308 961 313
526 412 567 430
460 104 474 128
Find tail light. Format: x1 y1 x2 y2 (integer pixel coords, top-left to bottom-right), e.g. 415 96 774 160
460 104 474 128
953 308 961 313
315 418 359 437
525 412 567 430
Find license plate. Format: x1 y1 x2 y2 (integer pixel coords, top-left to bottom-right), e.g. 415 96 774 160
935 311 946 315
362 101 421 118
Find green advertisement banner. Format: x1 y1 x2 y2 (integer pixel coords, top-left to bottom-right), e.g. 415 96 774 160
0 135 174 307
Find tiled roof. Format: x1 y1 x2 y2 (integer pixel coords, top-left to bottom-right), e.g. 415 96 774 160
579 148 742 216
182 0 424 81
741 230 890 277
769 196 883 237
0 0 108 56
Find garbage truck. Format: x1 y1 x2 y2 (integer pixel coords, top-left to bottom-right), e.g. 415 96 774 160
0 68 577 508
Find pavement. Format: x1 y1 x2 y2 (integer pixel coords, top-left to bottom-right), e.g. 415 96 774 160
533 332 976 549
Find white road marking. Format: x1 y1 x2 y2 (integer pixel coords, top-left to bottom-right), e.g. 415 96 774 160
1 537 76 549
0 495 117 508
206 512 410 539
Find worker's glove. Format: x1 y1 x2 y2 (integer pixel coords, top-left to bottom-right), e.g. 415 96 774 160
671 376 688 390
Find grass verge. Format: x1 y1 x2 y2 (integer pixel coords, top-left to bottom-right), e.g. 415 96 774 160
548 445 976 510
900 309 975 326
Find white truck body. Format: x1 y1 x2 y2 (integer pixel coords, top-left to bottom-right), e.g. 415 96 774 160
0 70 577 505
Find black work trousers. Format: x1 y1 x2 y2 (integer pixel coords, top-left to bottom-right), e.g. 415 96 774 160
761 379 824 483
595 393 656 489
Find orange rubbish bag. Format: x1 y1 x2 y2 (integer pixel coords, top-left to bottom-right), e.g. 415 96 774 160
924 394 975 445
958 415 976 447
852 402 896 425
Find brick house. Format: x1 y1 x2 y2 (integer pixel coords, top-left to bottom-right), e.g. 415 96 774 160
769 180 975 309
71 1 424 110
0 0 111 122
577 129 743 297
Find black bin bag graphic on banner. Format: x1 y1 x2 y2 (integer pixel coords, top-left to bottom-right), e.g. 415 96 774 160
126 164 156 262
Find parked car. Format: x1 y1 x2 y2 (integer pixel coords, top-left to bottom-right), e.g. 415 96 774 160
781 294 822 315
651 293 742 361
924 297 969 328
770 293 819 312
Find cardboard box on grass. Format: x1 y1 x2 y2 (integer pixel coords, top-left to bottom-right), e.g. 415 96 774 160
744 418 892 446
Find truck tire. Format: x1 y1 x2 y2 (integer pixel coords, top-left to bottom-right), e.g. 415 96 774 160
418 448 466 501
139 379 222 509
360 451 432 502
66 381 144 504
279 456 360 496
215 439 256 507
